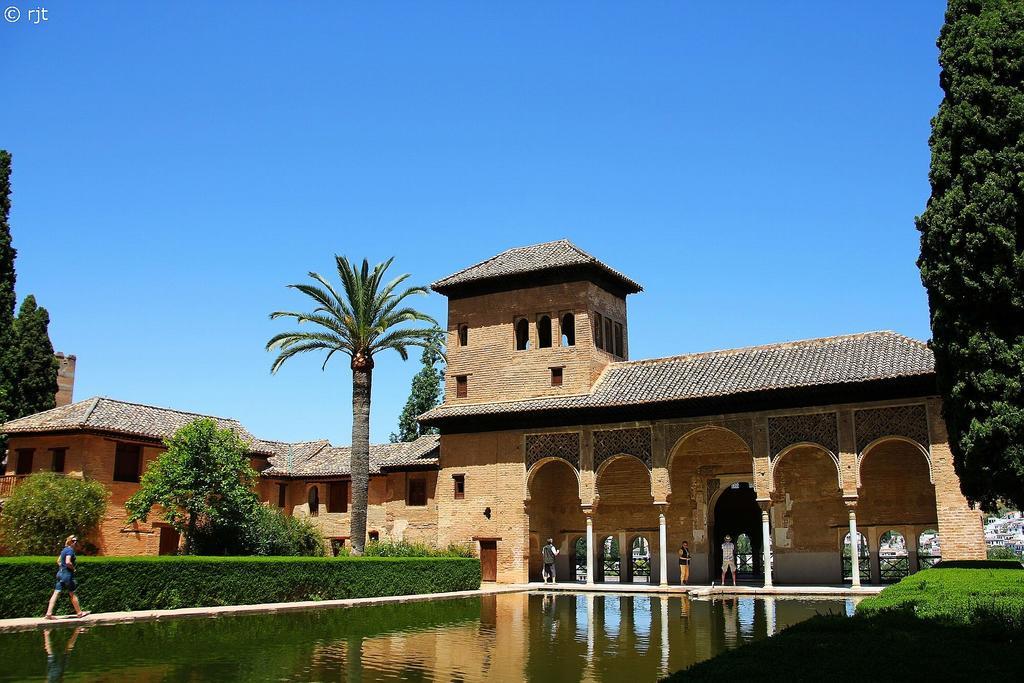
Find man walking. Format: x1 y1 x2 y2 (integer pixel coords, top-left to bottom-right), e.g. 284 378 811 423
678 540 691 585
541 538 559 584
721 535 737 586
45 536 89 620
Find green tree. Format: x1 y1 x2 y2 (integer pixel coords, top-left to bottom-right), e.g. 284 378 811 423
917 0 1024 511
126 418 261 553
0 473 109 555
987 545 1022 560
11 295 58 418
0 151 17 457
390 328 444 443
267 256 436 554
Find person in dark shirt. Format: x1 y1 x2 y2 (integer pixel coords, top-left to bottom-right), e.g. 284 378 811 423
44 536 89 620
541 538 559 583
678 541 691 585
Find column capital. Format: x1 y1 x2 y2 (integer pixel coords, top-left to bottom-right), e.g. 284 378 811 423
843 495 858 509
756 498 772 512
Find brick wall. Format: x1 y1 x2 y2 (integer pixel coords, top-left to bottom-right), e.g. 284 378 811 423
445 281 627 404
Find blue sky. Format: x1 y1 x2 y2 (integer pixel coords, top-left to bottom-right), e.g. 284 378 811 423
1 2 945 445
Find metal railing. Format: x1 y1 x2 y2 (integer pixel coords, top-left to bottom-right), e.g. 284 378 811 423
737 553 754 574
631 556 651 579
918 553 941 569
842 553 872 583
0 475 27 498
602 558 621 581
880 556 910 582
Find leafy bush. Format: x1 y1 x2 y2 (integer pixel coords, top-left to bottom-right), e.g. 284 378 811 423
987 545 1022 561
0 555 481 618
0 473 108 555
356 540 475 558
240 505 325 557
856 566 1024 630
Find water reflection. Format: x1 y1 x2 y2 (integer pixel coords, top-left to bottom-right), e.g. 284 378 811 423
0 593 856 682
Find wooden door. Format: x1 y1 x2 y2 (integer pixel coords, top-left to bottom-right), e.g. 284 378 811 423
158 526 180 555
480 541 498 582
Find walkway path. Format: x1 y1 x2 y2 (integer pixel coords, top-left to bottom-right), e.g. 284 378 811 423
528 581 884 597
0 584 526 634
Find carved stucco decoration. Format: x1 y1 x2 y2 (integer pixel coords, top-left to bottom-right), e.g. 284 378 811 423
854 405 929 454
593 427 652 470
768 412 839 458
665 418 754 453
706 477 720 500
525 432 581 470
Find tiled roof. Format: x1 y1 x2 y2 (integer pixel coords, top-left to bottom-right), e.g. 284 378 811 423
419 331 935 422
1 397 277 456
263 434 440 478
431 239 643 294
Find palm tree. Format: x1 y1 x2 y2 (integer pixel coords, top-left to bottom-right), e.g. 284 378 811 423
267 256 437 554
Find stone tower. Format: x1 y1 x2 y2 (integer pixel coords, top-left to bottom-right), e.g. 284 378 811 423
431 240 642 405
55 352 76 407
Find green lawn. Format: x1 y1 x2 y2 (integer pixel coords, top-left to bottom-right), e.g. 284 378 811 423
664 561 1024 682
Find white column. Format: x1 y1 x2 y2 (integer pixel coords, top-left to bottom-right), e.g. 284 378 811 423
848 509 861 588
761 507 773 588
586 514 595 585
658 511 668 587
765 596 777 637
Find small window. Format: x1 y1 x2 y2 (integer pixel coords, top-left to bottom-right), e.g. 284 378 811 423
50 448 67 473
551 367 563 387
113 443 142 483
407 476 428 506
15 449 34 475
458 324 468 347
537 315 552 348
561 313 575 347
515 318 530 351
330 538 346 556
369 530 380 542
604 318 614 352
277 483 287 508
456 375 468 398
308 486 320 516
594 313 603 349
453 474 465 500
328 481 350 513
614 323 624 358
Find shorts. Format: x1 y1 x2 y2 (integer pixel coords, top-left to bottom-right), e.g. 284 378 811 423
55 572 77 593
722 559 736 574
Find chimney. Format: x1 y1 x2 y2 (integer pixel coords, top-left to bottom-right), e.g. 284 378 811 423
55 353 76 407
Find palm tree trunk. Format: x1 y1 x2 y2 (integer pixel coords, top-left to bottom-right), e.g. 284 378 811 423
350 366 372 554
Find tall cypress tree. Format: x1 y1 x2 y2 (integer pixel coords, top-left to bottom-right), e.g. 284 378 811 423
12 295 58 417
917 0 1024 510
390 330 444 443
0 151 17 459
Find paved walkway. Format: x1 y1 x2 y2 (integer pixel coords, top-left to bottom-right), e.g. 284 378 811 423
0 582 882 633
0 584 526 634
528 581 884 597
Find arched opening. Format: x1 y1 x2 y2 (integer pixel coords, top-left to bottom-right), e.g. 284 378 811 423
668 426 755 585
307 486 320 516
630 536 652 583
601 536 621 583
573 536 587 582
879 530 909 582
918 529 941 569
561 313 575 347
771 444 845 583
457 324 468 347
515 318 530 351
593 313 604 349
712 483 761 582
842 531 870 584
537 315 552 348
735 533 754 575
526 458 583 582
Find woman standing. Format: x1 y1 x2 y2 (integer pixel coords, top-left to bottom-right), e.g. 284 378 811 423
44 536 89 620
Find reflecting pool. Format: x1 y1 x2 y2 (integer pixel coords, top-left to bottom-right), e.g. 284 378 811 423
0 592 855 681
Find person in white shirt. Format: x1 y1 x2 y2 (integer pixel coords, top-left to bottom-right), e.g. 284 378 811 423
721 535 737 586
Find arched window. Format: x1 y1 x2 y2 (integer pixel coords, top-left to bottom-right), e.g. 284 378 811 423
538 315 552 348
307 486 319 517
842 531 870 584
736 533 754 574
879 530 909 582
594 313 604 349
457 324 468 347
561 313 575 347
574 536 587 582
630 536 651 583
918 529 941 569
601 536 620 582
515 317 530 351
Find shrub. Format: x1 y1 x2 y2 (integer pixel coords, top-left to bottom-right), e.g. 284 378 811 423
358 540 475 558
0 555 481 618
0 473 108 555
987 545 1022 561
240 505 325 557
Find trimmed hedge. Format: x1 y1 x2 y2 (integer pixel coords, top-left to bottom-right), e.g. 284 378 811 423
0 555 480 618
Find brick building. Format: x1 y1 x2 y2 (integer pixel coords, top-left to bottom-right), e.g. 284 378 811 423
0 240 986 585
